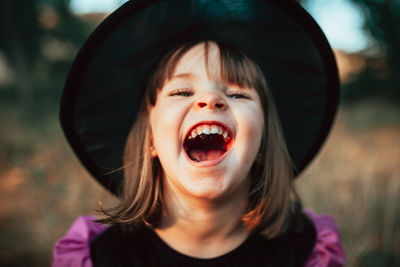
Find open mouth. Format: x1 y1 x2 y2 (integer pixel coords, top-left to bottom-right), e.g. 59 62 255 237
183 122 233 163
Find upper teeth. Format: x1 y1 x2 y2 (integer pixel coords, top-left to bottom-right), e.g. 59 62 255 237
188 124 230 141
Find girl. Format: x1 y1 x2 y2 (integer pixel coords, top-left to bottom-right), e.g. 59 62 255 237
54 0 345 266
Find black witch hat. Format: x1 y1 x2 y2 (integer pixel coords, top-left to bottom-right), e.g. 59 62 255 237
60 0 339 195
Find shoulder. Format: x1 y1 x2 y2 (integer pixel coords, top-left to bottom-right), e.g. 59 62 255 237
255 209 345 267
304 209 346 267
89 221 150 266
52 215 108 267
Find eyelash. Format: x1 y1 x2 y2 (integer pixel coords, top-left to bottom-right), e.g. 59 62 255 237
227 91 250 99
168 88 193 97
168 89 250 99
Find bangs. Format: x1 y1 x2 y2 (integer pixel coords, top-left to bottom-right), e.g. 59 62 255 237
147 41 268 107
218 42 266 93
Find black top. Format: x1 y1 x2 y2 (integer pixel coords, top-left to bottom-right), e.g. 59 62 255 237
90 214 316 267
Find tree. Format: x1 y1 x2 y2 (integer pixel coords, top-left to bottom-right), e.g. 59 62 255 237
0 0 92 109
343 0 400 103
0 0 41 104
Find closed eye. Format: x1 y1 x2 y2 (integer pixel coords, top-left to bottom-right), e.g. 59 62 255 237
227 92 251 99
168 88 193 97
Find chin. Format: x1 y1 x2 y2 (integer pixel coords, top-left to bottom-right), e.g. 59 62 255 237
181 174 239 201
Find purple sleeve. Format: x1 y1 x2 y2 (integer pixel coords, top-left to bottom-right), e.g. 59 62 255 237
304 209 346 267
52 215 108 267
52 211 345 266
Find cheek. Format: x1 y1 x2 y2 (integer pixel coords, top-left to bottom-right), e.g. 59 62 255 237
237 103 264 138
149 102 186 155
233 103 265 160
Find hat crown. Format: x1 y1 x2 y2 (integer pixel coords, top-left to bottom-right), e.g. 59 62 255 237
61 0 339 195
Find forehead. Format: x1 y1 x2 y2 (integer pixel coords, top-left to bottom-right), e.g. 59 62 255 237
172 42 220 80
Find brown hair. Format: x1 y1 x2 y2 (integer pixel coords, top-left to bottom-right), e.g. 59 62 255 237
99 41 299 238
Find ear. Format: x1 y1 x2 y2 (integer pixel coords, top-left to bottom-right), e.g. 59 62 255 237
151 145 158 157
149 131 158 157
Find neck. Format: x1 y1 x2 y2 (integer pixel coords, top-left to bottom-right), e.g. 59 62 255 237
154 179 250 258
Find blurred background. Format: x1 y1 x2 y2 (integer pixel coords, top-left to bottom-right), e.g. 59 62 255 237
0 0 399 266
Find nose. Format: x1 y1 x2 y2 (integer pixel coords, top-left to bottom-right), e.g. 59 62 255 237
195 92 226 110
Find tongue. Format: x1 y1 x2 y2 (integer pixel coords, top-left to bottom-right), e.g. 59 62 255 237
189 149 225 162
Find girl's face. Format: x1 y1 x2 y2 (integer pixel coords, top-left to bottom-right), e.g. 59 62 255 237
149 42 264 201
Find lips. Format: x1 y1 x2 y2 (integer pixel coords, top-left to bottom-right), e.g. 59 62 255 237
183 121 233 164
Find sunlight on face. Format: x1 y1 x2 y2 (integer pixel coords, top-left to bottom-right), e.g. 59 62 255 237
149 42 264 202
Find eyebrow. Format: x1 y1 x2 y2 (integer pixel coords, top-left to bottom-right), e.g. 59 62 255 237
171 73 196 80
169 73 252 91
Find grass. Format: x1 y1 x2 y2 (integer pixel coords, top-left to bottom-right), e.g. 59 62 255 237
0 103 399 266
297 106 400 266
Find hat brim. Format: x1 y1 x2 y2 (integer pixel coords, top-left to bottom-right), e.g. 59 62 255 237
60 0 339 195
